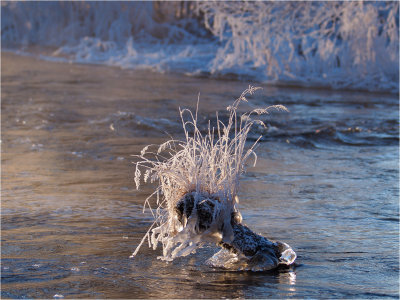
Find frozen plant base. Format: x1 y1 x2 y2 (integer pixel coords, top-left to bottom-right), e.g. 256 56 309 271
175 192 296 271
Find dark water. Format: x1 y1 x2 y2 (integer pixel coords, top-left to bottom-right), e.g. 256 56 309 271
2 52 399 298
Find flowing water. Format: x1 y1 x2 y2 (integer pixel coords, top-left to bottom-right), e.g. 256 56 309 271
1 52 399 298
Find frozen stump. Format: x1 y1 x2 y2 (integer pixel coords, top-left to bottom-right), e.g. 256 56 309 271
175 193 297 271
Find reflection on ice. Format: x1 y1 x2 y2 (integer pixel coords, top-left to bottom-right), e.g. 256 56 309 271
289 271 296 285
278 270 297 294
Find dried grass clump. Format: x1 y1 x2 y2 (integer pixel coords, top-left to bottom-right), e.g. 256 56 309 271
131 86 287 260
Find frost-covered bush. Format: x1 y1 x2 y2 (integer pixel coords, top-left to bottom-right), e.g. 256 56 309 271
131 87 287 260
198 1 399 91
1 2 200 46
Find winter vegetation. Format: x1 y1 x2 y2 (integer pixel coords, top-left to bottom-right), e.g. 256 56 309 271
2 1 398 92
199 1 399 91
131 86 288 260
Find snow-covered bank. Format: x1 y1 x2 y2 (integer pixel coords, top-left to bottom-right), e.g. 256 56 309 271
2 1 398 93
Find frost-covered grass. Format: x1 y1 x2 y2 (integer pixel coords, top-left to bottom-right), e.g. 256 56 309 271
131 86 287 260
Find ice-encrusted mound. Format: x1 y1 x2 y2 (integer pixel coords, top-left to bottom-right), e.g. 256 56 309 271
173 191 297 271
130 87 295 270
2 2 398 92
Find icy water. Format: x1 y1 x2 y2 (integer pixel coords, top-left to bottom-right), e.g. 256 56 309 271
1 52 399 298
